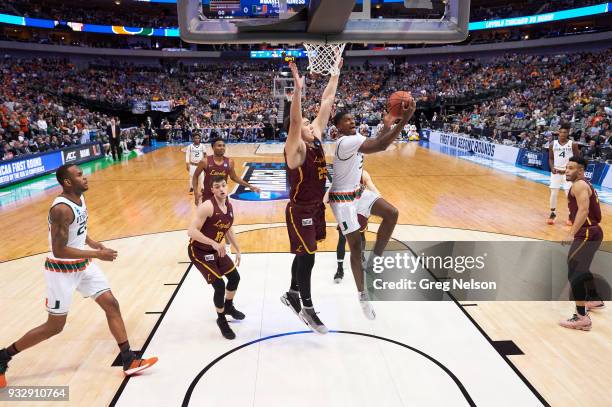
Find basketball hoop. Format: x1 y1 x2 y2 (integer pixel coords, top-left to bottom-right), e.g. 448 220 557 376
303 43 346 76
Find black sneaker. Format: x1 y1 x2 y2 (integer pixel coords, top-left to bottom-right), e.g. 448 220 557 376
280 291 301 315
217 317 236 340
333 269 344 284
0 355 10 388
224 304 245 320
547 211 557 225
298 307 329 334
189 187 194 193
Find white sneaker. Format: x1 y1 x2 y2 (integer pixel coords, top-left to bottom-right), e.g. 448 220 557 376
359 292 376 320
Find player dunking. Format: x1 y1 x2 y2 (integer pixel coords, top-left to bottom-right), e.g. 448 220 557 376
280 60 341 334
0 164 157 389
192 137 260 252
185 133 206 193
330 100 416 319
188 175 244 340
548 124 581 225
559 156 605 331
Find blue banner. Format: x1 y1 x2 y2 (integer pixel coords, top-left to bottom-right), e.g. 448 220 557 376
0 151 63 188
468 3 610 31
517 149 550 172
0 143 103 188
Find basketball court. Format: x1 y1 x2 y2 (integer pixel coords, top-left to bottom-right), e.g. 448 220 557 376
1 141 612 406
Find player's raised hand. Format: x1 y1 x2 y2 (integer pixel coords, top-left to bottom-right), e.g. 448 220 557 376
400 97 417 121
382 110 397 128
97 248 118 262
289 62 304 90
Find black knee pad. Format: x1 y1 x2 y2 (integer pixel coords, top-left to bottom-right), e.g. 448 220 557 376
212 278 226 308
226 271 241 292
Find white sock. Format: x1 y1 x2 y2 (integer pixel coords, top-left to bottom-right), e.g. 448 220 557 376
550 188 559 211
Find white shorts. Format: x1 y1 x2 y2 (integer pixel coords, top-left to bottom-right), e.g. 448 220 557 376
330 189 380 235
189 164 204 189
550 172 572 190
44 260 110 315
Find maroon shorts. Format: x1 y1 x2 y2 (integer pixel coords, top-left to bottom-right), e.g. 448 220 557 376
286 202 326 255
337 214 368 233
188 243 236 284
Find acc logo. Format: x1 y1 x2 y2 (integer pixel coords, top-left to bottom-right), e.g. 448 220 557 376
230 162 333 202
65 151 77 162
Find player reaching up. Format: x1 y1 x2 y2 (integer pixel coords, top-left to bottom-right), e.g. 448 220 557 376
280 60 342 334
329 97 416 319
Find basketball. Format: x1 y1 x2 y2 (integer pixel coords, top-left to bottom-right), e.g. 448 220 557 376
387 91 413 117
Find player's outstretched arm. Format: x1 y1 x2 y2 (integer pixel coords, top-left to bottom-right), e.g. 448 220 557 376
360 99 416 154
50 204 116 261
228 159 261 194
285 62 306 169
313 58 343 137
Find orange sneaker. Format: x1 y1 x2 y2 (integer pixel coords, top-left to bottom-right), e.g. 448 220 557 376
559 313 591 331
123 356 158 376
546 212 556 225
586 300 605 311
0 357 8 389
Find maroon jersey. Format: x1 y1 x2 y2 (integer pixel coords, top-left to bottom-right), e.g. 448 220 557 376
192 198 233 251
568 179 602 231
203 155 230 200
285 138 327 205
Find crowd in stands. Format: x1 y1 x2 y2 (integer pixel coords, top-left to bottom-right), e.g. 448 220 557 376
1 49 611 162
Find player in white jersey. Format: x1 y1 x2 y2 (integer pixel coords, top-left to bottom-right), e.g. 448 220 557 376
547 124 581 225
329 99 416 319
0 164 157 389
186 133 206 193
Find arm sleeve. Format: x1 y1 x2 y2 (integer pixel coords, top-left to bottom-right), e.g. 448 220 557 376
336 135 366 160
185 145 190 163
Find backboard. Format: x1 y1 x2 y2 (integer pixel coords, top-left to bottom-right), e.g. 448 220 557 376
177 0 471 45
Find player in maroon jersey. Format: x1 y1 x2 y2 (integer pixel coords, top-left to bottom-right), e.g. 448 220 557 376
559 156 605 331
280 60 342 334
192 137 261 205
188 175 244 339
192 137 260 255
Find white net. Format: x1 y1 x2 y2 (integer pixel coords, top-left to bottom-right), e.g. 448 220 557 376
303 43 346 76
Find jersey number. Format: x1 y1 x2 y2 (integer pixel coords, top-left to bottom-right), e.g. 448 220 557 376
214 231 224 242
559 151 566 158
77 223 87 236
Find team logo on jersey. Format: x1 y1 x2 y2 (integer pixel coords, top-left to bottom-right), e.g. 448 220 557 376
230 162 333 202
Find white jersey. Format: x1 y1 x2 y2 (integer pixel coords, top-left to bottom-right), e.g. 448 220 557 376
330 134 366 192
186 143 206 165
48 196 88 261
552 139 573 170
